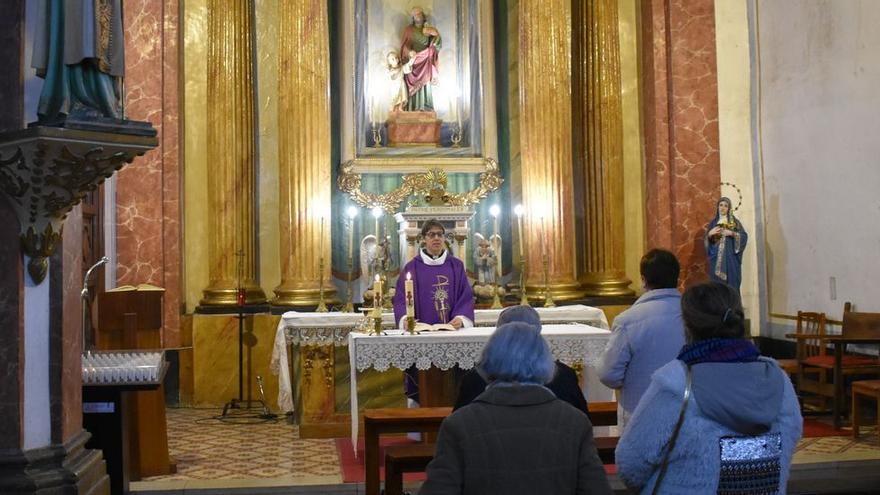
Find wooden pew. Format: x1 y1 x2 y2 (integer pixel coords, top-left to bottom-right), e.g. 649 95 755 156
372 402 620 495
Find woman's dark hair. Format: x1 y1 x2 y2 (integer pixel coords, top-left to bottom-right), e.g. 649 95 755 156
420 219 446 237
681 281 746 342
640 249 680 289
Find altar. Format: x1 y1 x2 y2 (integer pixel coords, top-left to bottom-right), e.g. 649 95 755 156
269 305 610 437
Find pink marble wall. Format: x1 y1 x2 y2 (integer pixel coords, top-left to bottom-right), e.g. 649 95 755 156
117 0 182 346
56 206 83 442
641 0 721 287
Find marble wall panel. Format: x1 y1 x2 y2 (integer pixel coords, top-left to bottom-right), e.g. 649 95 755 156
118 0 182 345
0 200 23 449
191 315 280 408
57 206 83 442
641 0 721 287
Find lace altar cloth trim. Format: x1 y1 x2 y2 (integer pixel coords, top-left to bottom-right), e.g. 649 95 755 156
350 325 610 372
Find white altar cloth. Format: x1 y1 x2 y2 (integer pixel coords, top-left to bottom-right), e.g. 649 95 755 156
269 306 609 414
347 323 612 451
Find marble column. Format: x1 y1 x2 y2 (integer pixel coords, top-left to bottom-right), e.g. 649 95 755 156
518 0 584 301
572 0 634 296
200 0 267 306
272 0 337 307
641 0 721 287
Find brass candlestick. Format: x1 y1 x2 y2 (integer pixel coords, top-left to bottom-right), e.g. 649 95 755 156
542 253 555 307
450 122 462 148
405 315 416 335
316 256 328 312
491 282 503 309
371 123 383 148
519 259 529 306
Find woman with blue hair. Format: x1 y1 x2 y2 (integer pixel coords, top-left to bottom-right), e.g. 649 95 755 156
420 323 612 495
453 305 588 415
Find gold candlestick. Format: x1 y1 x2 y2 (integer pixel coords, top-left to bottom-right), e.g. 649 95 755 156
316 217 328 312
541 216 555 307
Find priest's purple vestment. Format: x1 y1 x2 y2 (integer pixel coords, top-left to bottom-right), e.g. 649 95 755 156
393 250 474 401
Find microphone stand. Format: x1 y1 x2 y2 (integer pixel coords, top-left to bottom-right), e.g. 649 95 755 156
81 256 110 354
221 250 276 421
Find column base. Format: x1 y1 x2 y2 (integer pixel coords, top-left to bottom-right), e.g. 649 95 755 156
580 273 635 297
0 430 109 495
272 283 340 308
200 282 267 306
524 280 586 303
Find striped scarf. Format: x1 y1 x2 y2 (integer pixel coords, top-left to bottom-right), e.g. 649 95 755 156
677 338 760 365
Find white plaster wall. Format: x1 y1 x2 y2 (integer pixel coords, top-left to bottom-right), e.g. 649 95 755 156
715 0 760 331
756 0 880 322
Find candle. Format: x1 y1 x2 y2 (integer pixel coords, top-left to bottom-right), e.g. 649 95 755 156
346 206 358 263
405 272 415 318
319 216 324 257
514 204 525 257
540 214 546 255
373 274 382 309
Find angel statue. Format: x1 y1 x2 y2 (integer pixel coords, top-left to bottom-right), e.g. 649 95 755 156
473 234 496 286
704 196 748 294
360 234 395 301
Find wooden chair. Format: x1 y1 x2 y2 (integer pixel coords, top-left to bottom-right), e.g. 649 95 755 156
851 380 880 442
827 304 880 427
784 312 830 408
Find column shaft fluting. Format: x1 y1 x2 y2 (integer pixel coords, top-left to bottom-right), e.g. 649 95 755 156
518 0 584 301
273 0 336 306
200 0 266 306
573 0 634 296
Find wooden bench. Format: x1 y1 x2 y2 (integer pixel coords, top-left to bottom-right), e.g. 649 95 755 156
852 379 880 442
363 407 451 495
374 402 620 495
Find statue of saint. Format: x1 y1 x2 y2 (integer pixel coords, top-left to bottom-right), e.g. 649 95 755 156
32 0 125 123
385 51 415 113
399 7 441 112
704 197 748 293
473 237 497 286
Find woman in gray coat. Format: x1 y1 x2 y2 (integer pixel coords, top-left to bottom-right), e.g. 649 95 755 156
420 322 612 495
616 282 802 494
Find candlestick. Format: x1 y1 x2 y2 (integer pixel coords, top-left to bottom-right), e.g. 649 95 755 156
405 272 415 317
514 204 528 305
541 214 556 308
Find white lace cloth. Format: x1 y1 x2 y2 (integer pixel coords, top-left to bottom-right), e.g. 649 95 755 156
269 306 609 414
347 323 611 452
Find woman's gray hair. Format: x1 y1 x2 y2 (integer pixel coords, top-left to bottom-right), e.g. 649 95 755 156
480 322 555 385
497 305 541 330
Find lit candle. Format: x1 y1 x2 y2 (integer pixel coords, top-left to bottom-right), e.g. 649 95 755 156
319 216 324 257
373 274 382 309
347 206 358 263
372 206 382 239
405 272 415 318
490 204 501 277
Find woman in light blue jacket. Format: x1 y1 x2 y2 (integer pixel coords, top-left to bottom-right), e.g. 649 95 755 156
616 282 802 494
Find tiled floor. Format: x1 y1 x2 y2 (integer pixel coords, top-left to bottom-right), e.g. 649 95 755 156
136 407 341 489
132 407 880 493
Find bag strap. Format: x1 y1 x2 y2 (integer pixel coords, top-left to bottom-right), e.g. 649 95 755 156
651 365 692 495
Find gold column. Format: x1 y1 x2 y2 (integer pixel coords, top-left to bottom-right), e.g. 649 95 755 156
272 0 337 306
518 0 584 301
573 0 634 296
200 0 267 306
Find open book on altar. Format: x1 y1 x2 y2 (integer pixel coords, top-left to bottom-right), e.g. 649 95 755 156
413 322 457 332
107 283 165 292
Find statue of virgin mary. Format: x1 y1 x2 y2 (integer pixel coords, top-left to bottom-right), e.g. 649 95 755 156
704 197 748 293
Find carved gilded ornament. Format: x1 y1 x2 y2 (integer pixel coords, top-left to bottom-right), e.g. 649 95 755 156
337 158 502 213
0 127 156 283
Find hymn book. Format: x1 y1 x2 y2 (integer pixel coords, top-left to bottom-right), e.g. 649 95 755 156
412 322 457 332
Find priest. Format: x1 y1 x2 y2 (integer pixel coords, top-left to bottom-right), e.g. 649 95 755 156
393 219 474 403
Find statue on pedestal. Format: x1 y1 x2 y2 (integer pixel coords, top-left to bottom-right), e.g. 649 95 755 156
704 196 748 294
473 236 497 286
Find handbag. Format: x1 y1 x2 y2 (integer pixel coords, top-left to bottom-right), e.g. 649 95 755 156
651 365 692 495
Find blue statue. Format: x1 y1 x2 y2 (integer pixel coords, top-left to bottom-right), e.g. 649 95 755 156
32 0 124 123
704 197 748 293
